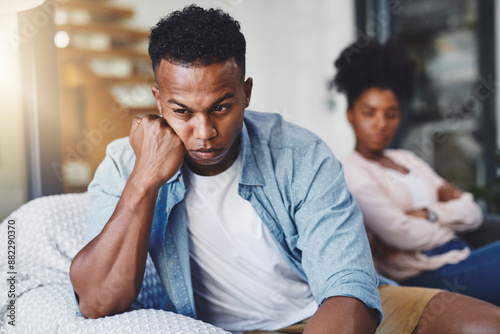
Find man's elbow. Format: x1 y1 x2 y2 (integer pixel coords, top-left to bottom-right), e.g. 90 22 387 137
79 300 110 319
78 294 135 319
70 269 137 318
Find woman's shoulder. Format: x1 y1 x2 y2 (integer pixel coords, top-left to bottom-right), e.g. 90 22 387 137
341 152 379 190
385 148 415 159
385 149 430 170
342 151 369 166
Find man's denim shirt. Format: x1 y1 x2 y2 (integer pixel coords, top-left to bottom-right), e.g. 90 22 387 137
79 110 382 321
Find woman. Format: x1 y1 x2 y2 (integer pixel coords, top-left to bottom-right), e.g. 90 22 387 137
334 37 500 306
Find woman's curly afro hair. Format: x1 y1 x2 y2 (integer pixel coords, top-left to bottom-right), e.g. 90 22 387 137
333 37 416 108
148 4 246 76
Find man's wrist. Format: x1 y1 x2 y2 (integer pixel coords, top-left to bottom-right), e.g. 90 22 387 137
128 170 164 195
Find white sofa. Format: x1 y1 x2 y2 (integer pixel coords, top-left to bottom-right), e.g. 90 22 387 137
0 193 229 334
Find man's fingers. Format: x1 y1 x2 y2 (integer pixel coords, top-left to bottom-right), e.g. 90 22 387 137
130 117 142 135
130 114 170 141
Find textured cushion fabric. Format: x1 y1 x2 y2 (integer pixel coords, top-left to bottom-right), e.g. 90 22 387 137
0 193 229 334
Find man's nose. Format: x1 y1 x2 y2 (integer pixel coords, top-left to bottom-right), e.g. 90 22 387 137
193 115 217 140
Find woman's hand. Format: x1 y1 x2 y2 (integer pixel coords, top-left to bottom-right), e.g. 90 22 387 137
407 208 429 219
438 182 463 202
129 114 185 189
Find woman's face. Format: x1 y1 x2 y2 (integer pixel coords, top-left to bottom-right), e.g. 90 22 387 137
347 88 401 158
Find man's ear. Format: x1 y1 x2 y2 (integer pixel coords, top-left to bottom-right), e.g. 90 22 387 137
346 108 354 125
151 86 162 115
243 77 253 108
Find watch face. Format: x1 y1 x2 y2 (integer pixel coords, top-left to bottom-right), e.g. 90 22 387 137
428 210 437 222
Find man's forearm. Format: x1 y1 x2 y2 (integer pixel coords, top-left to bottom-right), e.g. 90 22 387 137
304 296 378 334
69 176 160 318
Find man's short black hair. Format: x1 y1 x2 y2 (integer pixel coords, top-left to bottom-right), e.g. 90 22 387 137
148 4 246 77
332 37 416 108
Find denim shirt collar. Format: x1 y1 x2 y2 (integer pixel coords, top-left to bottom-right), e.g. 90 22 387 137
239 121 265 187
165 168 182 185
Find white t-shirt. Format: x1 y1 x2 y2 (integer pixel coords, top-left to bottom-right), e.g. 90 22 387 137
183 154 317 333
387 169 432 209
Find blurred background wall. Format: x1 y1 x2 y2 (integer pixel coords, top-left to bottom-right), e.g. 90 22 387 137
1 0 499 220
0 13 26 220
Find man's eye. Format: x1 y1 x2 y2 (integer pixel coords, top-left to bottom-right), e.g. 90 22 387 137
174 109 188 114
213 105 228 112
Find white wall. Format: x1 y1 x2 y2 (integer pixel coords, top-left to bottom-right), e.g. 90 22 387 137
0 14 27 220
118 0 356 159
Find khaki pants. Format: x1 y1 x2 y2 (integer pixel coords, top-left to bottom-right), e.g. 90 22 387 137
244 318 309 334
243 285 440 334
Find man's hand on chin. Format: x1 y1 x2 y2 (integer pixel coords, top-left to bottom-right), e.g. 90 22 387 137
129 114 185 189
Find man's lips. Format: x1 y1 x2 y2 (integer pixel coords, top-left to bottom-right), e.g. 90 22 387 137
189 148 224 160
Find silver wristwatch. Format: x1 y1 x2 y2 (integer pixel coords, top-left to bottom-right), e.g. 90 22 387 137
427 210 437 222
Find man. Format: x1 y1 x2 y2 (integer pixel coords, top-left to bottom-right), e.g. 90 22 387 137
70 5 380 333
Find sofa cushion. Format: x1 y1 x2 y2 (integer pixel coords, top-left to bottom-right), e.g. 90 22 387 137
0 193 228 333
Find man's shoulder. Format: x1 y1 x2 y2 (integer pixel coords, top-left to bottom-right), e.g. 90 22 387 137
97 137 135 176
105 137 134 159
243 110 322 149
89 136 133 176
107 136 132 152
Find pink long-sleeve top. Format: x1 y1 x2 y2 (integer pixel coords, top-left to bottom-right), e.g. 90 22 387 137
342 149 483 281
